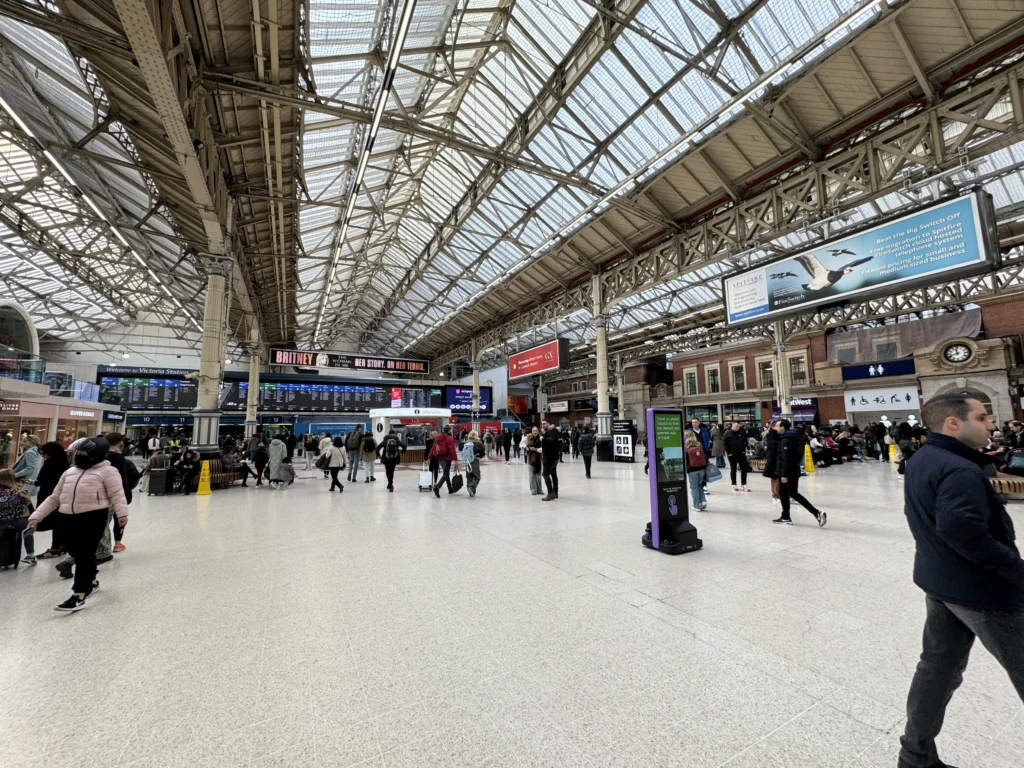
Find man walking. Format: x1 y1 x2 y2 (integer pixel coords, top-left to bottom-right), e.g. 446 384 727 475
898 394 1024 768
724 422 750 492
377 428 404 492
578 426 596 479
345 426 363 483
428 426 458 497
771 419 826 527
540 420 560 501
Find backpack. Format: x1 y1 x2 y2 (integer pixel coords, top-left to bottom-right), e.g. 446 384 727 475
362 434 376 453
474 441 484 458
383 438 400 461
125 460 141 492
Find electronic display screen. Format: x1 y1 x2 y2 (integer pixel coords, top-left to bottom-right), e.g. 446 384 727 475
445 386 492 413
653 412 687 483
100 377 198 410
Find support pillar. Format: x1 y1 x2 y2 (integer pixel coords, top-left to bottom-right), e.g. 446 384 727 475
615 353 626 420
244 343 261 439
773 319 792 421
191 256 232 455
595 313 613 461
471 359 482 434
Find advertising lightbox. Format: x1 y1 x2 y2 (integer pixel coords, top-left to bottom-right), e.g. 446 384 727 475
723 191 999 325
508 339 570 379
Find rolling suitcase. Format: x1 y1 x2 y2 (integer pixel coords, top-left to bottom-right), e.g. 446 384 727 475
0 527 22 570
418 462 434 492
147 468 171 496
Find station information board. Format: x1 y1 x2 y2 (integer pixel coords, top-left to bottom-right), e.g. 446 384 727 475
100 377 198 410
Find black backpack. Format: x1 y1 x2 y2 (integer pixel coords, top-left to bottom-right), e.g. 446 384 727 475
383 438 400 461
362 434 376 453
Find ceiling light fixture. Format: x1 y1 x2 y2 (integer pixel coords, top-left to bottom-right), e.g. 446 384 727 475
313 0 418 344
121 352 130 359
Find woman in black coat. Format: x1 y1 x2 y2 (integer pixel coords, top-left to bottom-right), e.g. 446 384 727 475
761 423 781 504
34 441 71 558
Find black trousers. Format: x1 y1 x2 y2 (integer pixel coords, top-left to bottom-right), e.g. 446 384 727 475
64 508 109 595
727 453 748 486
542 461 558 494
384 461 397 487
779 476 819 519
582 455 592 476
328 467 343 491
502 444 510 462
900 596 1024 767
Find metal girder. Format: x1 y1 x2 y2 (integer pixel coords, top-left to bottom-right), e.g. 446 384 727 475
429 59 1024 370
205 76 611 195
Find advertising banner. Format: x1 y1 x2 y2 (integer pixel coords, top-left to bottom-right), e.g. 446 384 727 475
844 386 921 412
508 339 570 379
723 191 998 325
507 395 530 414
546 400 569 414
271 349 429 374
770 398 818 424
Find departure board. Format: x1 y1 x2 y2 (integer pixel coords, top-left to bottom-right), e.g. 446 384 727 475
100 377 198 410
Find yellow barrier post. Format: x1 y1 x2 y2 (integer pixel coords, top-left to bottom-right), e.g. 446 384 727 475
196 459 212 496
891 442 901 471
804 444 816 473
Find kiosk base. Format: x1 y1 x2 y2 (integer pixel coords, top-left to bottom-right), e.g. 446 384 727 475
642 521 703 555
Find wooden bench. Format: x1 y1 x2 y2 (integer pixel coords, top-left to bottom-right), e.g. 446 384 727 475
749 458 766 472
190 459 246 488
991 476 1024 500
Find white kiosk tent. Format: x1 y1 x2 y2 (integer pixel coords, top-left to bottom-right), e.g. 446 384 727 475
368 407 452 445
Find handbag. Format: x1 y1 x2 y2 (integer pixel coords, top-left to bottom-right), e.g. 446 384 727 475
450 465 464 494
704 464 723 483
314 452 330 471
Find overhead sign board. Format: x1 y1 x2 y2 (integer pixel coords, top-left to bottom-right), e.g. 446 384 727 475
546 400 570 414
841 359 916 380
723 191 999 325
508 339 570 379
844 386 921 412
271 349 429 374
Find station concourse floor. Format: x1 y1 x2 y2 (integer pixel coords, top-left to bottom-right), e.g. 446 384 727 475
1 454 1022 768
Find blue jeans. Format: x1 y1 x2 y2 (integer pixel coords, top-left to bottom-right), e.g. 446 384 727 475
434 460 452 493
348 455 360 481
687 470 706 509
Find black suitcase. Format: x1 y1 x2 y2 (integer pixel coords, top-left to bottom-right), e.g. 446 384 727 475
0 526 22 569
147 468 171 496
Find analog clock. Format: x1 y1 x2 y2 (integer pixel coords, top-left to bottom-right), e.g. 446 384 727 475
943 343 972 364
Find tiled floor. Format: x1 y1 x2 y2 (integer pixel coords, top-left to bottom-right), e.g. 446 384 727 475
1 454 1021 767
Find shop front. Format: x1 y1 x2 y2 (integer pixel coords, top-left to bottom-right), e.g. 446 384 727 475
770 398 819 424
0 399 53 468
102 411 126 433
56 405 101 447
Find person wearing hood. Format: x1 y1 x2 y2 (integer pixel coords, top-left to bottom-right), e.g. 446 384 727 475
176 449 201 494
26 436 129 612
771 420 826 527
462 430 484 497
268 432 287 489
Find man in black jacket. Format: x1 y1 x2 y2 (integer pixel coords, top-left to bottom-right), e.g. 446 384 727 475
898 394 1024 768
723 422 750 491
540 420 561 501
771 420 826 527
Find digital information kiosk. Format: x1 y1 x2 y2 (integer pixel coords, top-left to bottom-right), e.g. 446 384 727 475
642 408 703 555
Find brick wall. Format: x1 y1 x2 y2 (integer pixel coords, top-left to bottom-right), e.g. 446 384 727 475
980 297 1024 340
818 395 848 423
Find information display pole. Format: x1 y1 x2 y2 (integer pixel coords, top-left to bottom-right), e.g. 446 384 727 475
642 408 703 555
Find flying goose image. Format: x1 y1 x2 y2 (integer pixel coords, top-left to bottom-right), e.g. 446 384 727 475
770 271 798 280
794 253 873 292
829 248 856 257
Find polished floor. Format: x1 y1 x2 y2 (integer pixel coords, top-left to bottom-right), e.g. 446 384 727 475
1 451 1021 768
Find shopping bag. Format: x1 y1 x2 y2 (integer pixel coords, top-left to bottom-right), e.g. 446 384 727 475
450 466 464 494
704 464 723 483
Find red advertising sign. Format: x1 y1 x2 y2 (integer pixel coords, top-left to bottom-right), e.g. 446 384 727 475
508 339 569 379
507 395 529 414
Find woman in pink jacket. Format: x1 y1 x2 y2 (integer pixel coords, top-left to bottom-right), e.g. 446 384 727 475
27 436 128 612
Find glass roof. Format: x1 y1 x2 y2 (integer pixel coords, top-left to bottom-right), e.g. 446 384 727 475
295 0 889 353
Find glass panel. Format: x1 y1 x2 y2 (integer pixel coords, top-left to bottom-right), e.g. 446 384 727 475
722 402 758 424
789 357 807 387
685 406 717 424
685 372 697 396
732 365 745 391
875 342 899 361
708 369 720 394
758 361 774 389
836 348 857 365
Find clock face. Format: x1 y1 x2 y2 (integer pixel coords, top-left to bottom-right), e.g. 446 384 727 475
943 344 971 363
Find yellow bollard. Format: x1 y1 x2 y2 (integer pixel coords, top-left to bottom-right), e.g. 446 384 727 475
195 459 212 496
804 444 816 473
891 442 901 471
